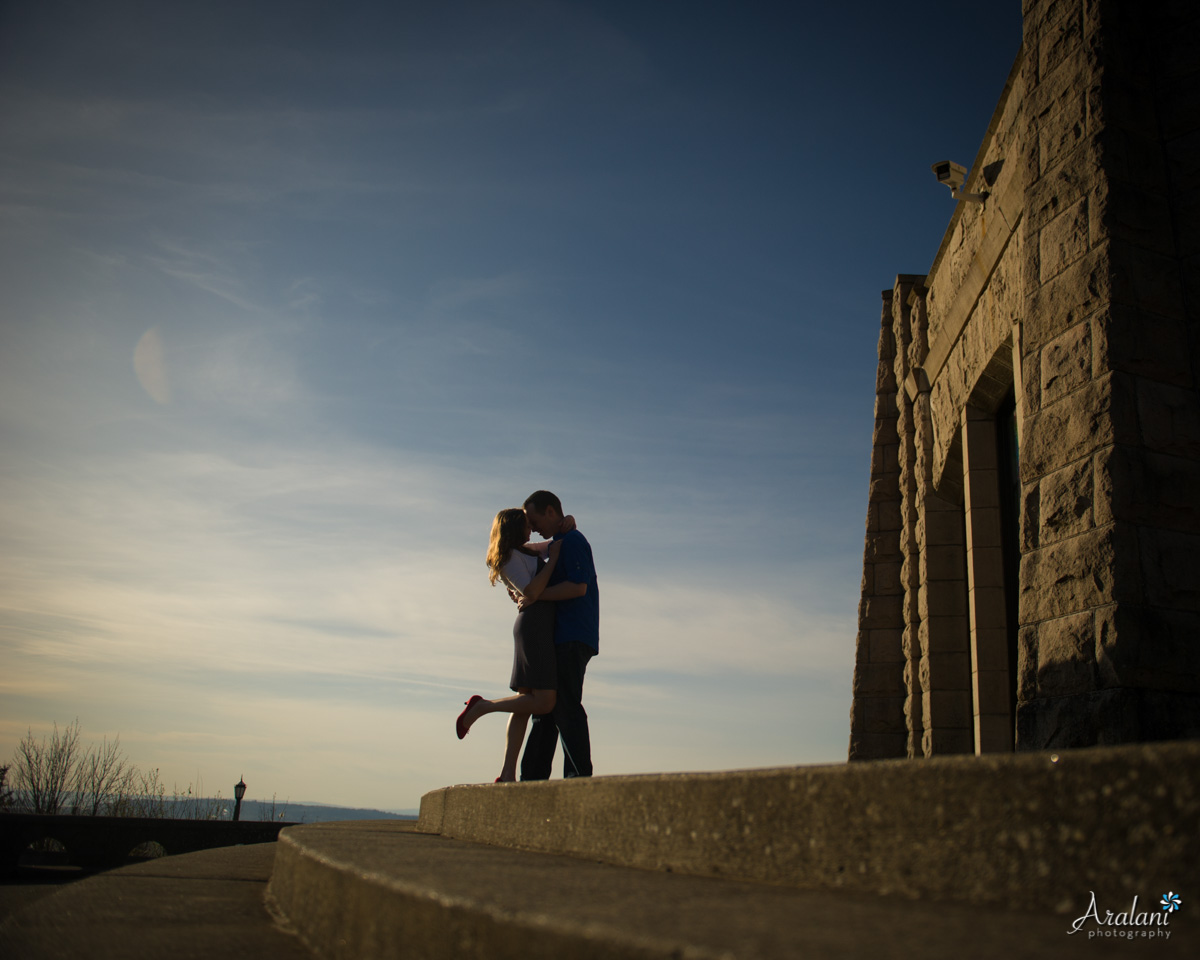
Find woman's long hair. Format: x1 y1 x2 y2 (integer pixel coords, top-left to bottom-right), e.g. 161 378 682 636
486 508 528 586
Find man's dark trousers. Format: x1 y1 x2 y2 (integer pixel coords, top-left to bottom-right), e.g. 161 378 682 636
521 641 593 780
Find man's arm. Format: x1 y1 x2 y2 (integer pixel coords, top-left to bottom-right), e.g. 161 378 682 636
517 579 586 610
537 581 587 602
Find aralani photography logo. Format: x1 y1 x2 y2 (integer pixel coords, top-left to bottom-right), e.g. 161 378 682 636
1067 890 1183 940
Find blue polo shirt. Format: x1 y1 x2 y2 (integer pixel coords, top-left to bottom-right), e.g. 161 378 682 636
549 529 599 652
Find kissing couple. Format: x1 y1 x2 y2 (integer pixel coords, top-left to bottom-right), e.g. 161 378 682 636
456 490 599 782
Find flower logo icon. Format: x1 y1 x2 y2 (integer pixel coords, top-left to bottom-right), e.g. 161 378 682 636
1160 892 1182 913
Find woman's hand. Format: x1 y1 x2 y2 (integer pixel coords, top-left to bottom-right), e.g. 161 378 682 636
561 514 577 533
521 540 562 604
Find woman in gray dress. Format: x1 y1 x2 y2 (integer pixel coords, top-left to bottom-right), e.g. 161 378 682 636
455 508 564 782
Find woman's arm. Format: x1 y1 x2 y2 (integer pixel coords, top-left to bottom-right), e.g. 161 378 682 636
520 540 562 603
524 515 576 556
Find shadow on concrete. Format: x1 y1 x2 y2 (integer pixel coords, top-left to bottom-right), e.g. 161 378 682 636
0 863 89 923
0 848 173 923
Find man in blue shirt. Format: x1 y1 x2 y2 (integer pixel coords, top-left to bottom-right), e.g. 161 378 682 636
520 490 599 779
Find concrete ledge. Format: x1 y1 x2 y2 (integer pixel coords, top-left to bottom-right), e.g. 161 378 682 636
417 742 1200 913
266 822 1176 960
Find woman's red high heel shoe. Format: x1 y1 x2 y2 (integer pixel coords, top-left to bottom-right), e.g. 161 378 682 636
456 695 484 740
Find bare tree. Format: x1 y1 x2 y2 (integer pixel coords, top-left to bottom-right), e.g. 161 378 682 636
258 792 290 821
112 767 168 819
12 719 82 814
70 735 137 815
8 721 243 822
0 765 14 810
168 776 228 820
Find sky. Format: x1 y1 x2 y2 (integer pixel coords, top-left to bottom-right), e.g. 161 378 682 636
0 0 1022 812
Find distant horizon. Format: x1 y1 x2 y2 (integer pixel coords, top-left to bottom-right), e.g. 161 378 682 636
2 790 418 821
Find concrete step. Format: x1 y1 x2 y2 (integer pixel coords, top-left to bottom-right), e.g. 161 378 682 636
13 743 1191 958
0 842 313 960
415 741 1200 914
267 820 1194 959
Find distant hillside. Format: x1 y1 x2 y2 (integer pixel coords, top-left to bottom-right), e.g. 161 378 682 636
148 797 418 823
238 799 417 823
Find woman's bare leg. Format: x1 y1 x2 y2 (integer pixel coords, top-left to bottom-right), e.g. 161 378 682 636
498 712 530 782
461 688 556 733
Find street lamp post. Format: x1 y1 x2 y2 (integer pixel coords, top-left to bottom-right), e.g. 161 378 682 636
233 777 247 822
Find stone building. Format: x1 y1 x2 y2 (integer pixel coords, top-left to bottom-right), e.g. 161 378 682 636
849 0 1200 759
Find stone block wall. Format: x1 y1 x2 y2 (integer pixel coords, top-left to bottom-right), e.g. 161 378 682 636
1015 0 1200 746
850 0 1200 759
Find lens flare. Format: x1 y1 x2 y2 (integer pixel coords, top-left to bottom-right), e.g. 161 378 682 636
133 327 170 404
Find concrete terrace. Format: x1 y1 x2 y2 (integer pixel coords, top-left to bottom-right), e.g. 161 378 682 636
2 741 1197 958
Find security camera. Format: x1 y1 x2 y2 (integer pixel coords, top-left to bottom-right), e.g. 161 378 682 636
931 160 967 191
931 160 986 203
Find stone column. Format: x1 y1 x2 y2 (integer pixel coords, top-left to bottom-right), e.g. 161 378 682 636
894 281 925 757
910 289 974 756
898 387 924 757
849 291 907 759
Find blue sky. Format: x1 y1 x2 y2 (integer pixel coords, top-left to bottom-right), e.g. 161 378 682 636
0 1 1021 810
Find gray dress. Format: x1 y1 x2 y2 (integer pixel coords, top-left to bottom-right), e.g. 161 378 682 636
502 552 557 691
